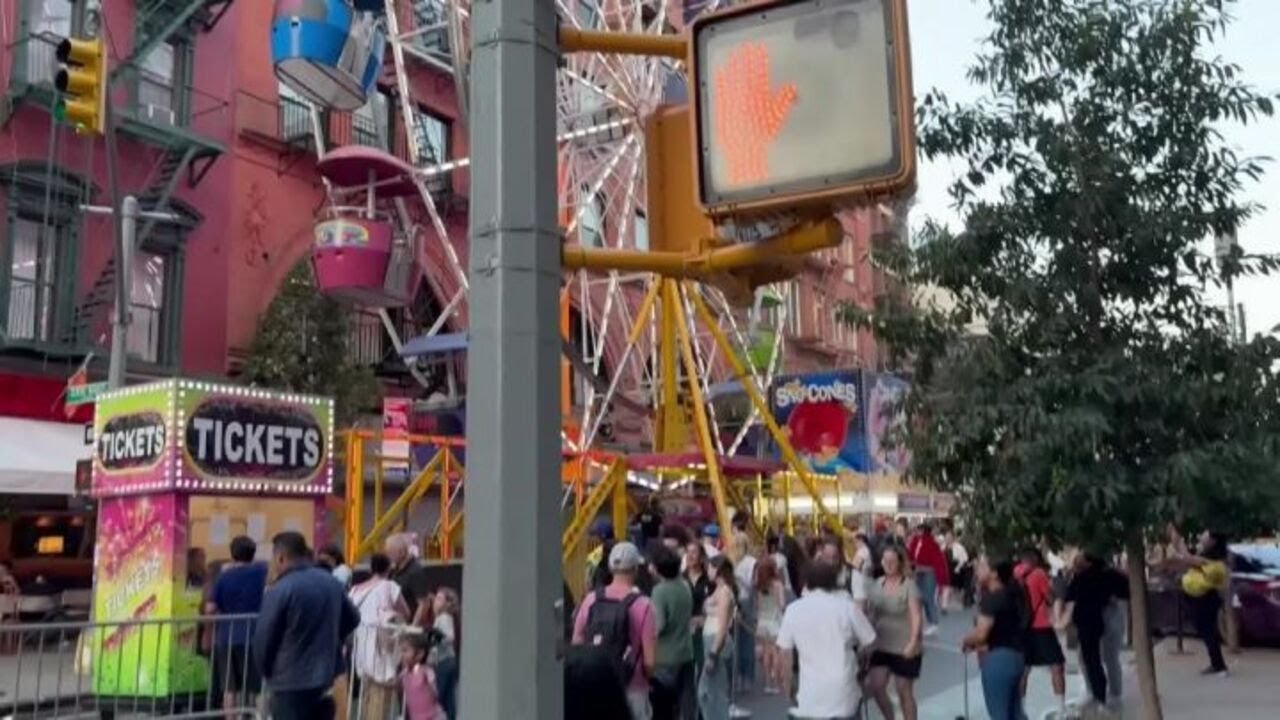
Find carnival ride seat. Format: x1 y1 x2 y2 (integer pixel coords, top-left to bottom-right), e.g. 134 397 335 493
271 0 386 111
313 146 421 307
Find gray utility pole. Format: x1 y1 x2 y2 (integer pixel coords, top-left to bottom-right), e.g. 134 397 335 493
110 195 138 389
459 0 562 718
81 196 176 388
1214 231 1242 343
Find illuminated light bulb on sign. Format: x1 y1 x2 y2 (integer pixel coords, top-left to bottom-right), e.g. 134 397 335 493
690 0 915 217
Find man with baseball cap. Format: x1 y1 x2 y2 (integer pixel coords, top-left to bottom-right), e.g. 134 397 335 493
571 541 658 720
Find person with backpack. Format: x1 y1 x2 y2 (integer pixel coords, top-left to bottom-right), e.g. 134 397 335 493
571 541 658 720
962 555 1030 720
1015 547 1067 717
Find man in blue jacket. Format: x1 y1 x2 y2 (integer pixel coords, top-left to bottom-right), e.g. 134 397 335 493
252 531 359 720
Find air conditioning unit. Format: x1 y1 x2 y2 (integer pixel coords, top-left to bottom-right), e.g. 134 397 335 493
143 103 176 126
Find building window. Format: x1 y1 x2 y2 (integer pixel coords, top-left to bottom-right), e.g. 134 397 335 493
786 281 801 337
414 109 449 165
126 251 167 362
278 81 312 142
138 41 179 126
6 217 58 342
353 91 390 150
23 0 75 87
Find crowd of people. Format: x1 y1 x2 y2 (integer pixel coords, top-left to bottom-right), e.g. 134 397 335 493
181 507 1235 720
195 531 461 720
566 504 1237 720
566 505 966 720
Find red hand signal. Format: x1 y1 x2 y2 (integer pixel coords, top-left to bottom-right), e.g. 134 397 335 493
711 41 799 188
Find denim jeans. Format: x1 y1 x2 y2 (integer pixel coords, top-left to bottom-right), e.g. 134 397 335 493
651 661 694 720
435 654 459 718
1102 600 1126 701
734 623 756 689
627 688 653 720
915 567 939 625
698 655 732 720
269 687 334 720
979 648 1025 720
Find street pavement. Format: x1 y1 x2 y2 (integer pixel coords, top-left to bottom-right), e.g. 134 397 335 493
738 607 1280 719
737 606 1086 720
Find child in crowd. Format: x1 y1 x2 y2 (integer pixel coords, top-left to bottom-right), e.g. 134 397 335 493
400 630 448 720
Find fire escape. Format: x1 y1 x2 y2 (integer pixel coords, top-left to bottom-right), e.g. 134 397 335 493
69 1 234 349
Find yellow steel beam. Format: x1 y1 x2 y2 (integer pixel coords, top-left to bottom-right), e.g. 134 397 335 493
657 277 686 452
440 448 452 560
612 467 629 542
562 459 625 563
671 281 734 536
558 27 687 60
687 283 845 538
354 450 444 561
561 218 842 276
344 431 365 558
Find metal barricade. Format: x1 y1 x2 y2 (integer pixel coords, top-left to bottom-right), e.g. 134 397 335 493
0 613 260 719
1 615 453 719
339 621 455 720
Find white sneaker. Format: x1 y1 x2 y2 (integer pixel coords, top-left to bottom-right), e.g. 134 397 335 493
729 704 753 718
923 624 939 636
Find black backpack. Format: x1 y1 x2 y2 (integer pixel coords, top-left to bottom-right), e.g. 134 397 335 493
578 589 641 687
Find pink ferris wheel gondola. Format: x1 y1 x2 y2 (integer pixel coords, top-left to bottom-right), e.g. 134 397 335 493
311 146 421 307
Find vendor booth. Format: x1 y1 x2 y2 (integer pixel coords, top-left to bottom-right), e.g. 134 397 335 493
89 379 333 699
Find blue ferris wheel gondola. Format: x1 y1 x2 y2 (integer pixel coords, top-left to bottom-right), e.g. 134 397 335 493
271 0 386 111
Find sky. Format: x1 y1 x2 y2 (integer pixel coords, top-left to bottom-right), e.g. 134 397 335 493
907 0 1280 333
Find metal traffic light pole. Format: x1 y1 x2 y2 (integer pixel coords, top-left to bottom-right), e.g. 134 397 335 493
81 98 177 389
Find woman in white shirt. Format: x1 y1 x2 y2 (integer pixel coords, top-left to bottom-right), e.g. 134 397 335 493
348 553 410 720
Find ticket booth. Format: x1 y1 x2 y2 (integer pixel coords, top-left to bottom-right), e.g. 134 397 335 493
89 380 334 700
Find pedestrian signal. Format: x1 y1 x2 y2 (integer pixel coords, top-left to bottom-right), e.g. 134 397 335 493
690 0 915 217
55 36 108 135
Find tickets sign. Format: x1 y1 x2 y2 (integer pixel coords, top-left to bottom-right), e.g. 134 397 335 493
92 380 333 497
177 383 332 492
93 383 177 495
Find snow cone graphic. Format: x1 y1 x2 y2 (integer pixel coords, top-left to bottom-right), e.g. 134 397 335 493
773 371 873 474
787 400 856 474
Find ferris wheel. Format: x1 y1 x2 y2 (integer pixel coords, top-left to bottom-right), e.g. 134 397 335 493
274 0 788 454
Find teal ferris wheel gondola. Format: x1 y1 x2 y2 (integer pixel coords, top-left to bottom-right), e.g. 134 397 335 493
271 0 386 111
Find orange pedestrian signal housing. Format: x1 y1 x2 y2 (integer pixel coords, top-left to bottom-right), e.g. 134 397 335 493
689 0 915 218
55 36 108 135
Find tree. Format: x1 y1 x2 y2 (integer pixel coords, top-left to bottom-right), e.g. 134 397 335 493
844 2 1280 716
241 261 381 427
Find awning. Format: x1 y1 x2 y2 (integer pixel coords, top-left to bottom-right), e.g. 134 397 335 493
400 332 468 358
0 417 91 495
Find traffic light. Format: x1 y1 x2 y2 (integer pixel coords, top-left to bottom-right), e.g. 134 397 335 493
689 0 915 218
54 36 107 134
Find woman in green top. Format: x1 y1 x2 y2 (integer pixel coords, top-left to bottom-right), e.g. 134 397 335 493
865 545 924 720
1162 530 1230 675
